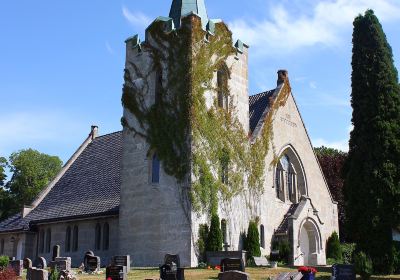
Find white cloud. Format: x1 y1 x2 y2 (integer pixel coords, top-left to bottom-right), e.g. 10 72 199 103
312 138 349 152
105 41 114 55
229 0 400 55
122 6 152 29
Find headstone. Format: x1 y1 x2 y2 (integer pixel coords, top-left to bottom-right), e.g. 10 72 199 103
274 272 303 280
9 260 23 276
23 257 32 269
55 257 72 271
220 258 245 272
253 256 269 267
112 255 131 272
33 257 47 269
84 254 100 272
52 245 60 261
218 271 250 280
49 258 72 272
31 268 48 280
106 265 127 280
332 264 356 280
164 254 180 268
85 250 94 256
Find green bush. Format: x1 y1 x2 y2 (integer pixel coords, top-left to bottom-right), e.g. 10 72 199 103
271 239 290 264
50 267 59 280
206 214 222 252
341 243 356 265
197 224 209 262
245 220 261 265
0 256 9 268
326 232 342 263
327 258 336 265
354 251 373 280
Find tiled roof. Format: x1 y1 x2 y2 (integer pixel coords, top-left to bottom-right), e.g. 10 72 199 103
0 131 122 232
249 89 276 134
274 203 300 235
169 0 208 29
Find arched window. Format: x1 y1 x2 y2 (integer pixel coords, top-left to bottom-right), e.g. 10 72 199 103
217 67 229 110
72 226 79 252
39 230 45 254
103 223 109 251
151 153 160 184
65 226 71 252
46 229 51 253
95 224 101 250
1 239 4 254
155 69 163 104
260 225 265 248
221 219 227 244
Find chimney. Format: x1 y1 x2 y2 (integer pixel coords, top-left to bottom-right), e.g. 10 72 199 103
277 70 289 86
90 125 99 140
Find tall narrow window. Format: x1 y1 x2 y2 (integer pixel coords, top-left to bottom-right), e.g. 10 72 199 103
39 230 45 254
155 69 163 104
72 226 79 252
220 149 229 185
221 219 227 244
103 223 109 251
275 167 282 199
95 224 101 250
0 239 4 254
152 153 160 184
46 229 51 253
260 225 265 248
217 67 229 110
65 227 71 252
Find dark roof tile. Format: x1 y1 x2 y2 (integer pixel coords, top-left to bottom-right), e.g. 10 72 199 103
249 90 276 134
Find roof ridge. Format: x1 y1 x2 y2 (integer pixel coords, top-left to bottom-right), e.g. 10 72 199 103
95 130 122 139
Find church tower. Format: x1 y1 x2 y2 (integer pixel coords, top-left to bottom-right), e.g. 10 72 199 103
119 0 250 267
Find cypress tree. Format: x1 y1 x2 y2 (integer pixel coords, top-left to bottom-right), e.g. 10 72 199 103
245 220 261 262
206 213 223 252
344 10 400 274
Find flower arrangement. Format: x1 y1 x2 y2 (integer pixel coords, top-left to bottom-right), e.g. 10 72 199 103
298 266 317 275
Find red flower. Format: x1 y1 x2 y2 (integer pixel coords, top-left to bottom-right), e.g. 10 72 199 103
298 266 317 275
215 265 221 271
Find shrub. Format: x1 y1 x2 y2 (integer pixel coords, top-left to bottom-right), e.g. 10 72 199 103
0 256 9 268
245 220 261 265
271 239 290 264
50 267 59 280
327 258 336 265
206 214 223 252
354 251 373 280
0 268 16 280
341 243 356 265
326 232 342 263
197 224 209 262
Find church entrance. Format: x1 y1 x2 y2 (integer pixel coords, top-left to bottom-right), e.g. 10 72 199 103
299 219 320 265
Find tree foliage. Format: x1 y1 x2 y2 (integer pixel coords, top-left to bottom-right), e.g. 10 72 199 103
245 220 261 263
314 146 347 240
0 158 7 187
206 213 223 252
326 231 343 263
0 149 62 220
343 10 400 274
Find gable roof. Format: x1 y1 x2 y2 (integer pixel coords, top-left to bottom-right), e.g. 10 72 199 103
249 89 277 135
0 131 122 233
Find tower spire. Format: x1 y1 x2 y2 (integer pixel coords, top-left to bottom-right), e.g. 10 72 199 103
169 0 209 29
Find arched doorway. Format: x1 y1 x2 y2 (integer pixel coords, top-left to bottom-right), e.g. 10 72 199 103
299 219 321 265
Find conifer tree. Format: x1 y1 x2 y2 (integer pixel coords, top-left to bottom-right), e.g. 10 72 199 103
344 10 400 274
245 220 261 263
206 213 223 252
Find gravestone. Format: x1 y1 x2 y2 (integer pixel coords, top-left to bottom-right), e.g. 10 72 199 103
30 268 48 280
85 250 94 256
33 257 47 269
218 271 250 280
52 245 60 261
220 258 245 272
253 256 269 267
112 255 131 272
332 264 356 280
274 272 303 280
106 265 127 280
84 254 100 272
160 254 184 280
164 254 180 268
49 258 71 272
55 257 72 271
24 257 32 269
9 260 23 276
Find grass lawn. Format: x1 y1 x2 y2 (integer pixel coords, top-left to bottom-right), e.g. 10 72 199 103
20 267 400 280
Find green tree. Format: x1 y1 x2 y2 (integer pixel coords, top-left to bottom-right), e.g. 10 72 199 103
0 157 7 187
343 10 400 274
206 213 223 252
1 149 62 220
326 231 343 263
245 220 261 264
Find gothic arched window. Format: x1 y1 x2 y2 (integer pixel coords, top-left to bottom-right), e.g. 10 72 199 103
65 226 71 252
46 228 51 253
103 223 109 251
221 219 227 244
260 225 265 248
151 153 160 184
217 67 229 110
95 224 101 250
72 226 79 252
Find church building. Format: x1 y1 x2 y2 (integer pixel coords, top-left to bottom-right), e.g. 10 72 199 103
0 0 338 267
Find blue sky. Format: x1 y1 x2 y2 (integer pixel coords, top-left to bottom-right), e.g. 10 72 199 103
0 0 400 166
